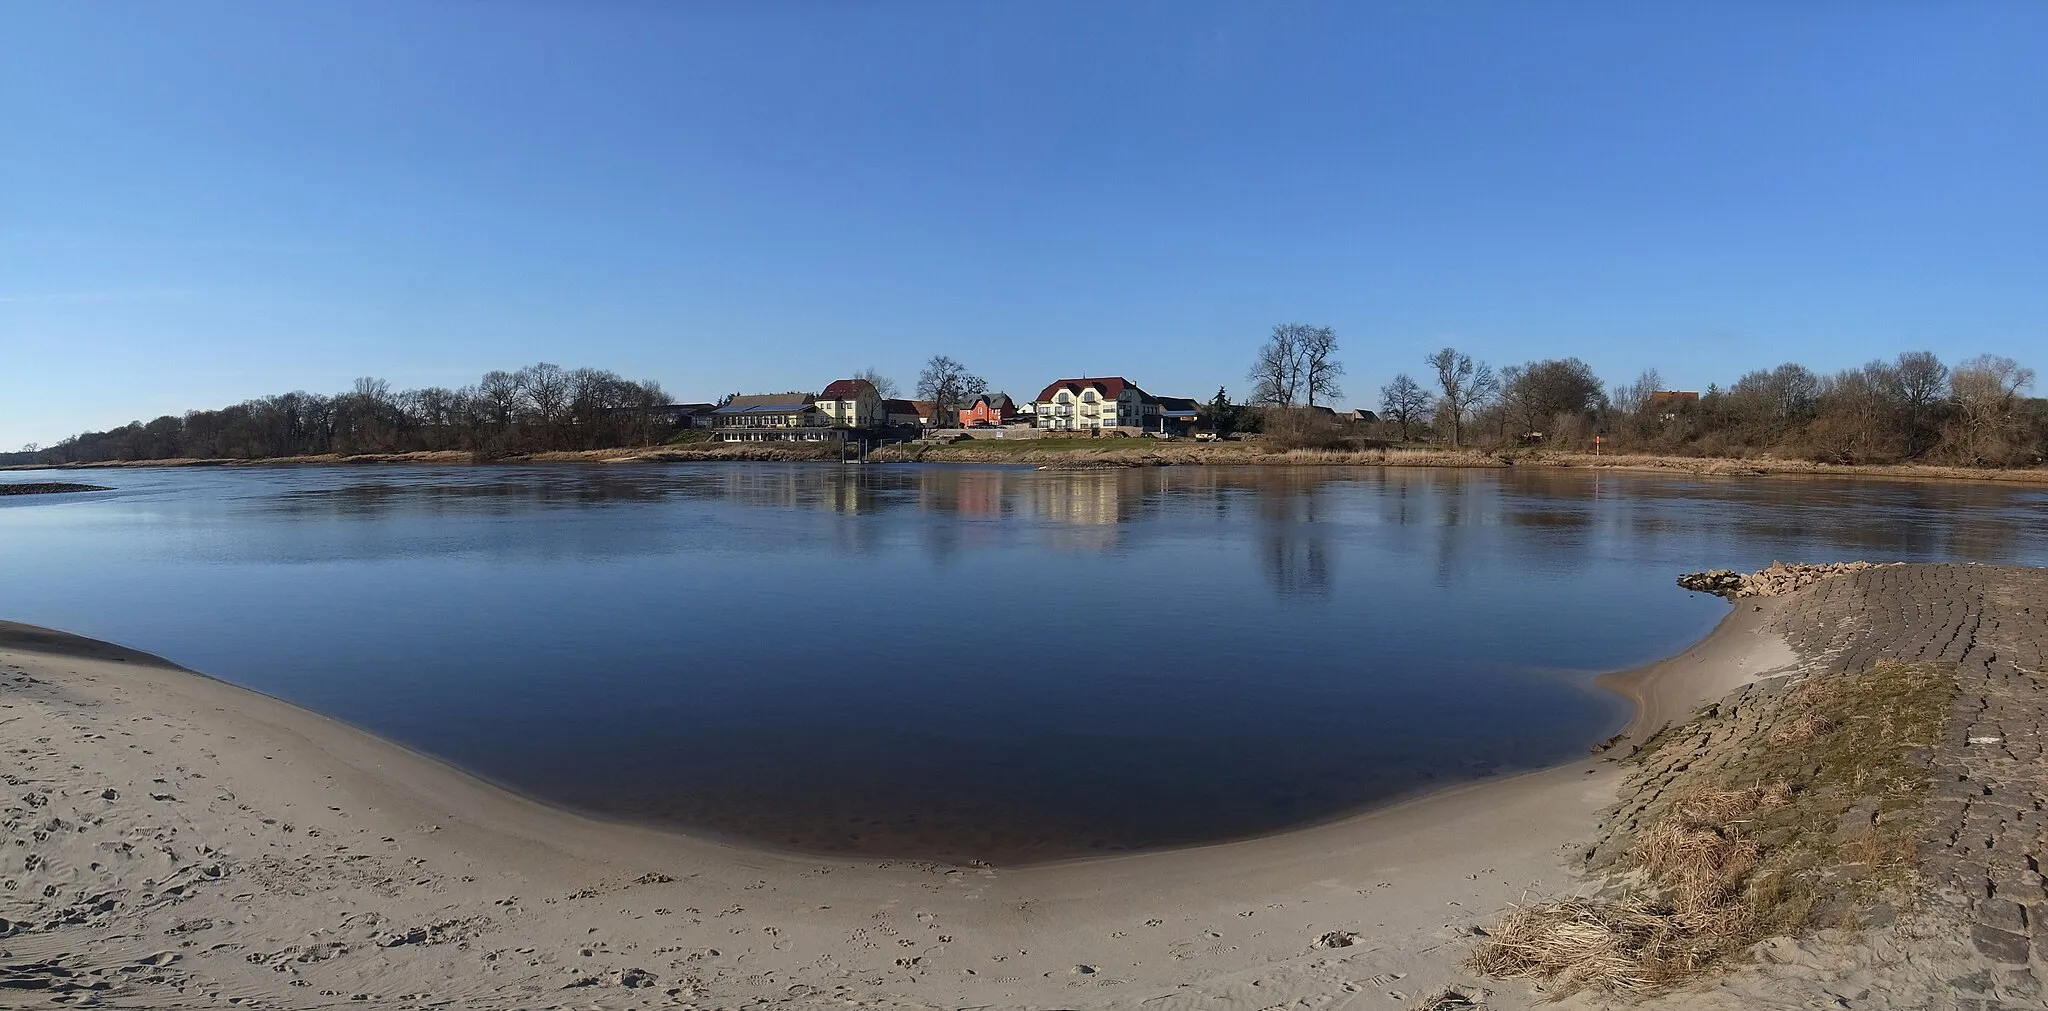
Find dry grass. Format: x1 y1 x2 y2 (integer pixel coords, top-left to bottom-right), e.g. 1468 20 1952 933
1767 712 1838 747
1468 662 1951 999
1515 451 2048 485
1407 983 1489 1010
858 441 2048 481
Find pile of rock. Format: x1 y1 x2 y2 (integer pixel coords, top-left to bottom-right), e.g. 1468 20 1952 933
1677 560 1895 599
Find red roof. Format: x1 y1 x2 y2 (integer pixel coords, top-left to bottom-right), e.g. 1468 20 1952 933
882 398 937 418
819 378 877 399
1033 377 1146 404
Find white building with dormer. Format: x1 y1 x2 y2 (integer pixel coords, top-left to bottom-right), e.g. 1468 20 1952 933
1030 377 1156 432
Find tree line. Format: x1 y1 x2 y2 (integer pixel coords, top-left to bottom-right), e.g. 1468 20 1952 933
29 363 675 464
1377 347 2041 465
1243 323 2041 465
21 340 2045 469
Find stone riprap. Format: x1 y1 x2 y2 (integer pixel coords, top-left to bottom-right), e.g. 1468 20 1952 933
1594 564 2048 1010
1676 560 1899 600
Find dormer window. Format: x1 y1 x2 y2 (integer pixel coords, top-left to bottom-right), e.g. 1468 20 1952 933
1081 390 1097 402
1056 392 1071 404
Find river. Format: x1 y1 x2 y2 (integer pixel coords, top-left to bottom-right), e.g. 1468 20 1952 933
3 463 2043 862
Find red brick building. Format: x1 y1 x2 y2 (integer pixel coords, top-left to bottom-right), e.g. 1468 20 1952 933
957 393 1019 427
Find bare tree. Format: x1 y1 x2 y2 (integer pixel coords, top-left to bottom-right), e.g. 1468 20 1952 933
1948 354 2037 464
1610 369 1663 417
1248 323 1339 406
1301 326 1343 408
915 356 986 423
1248 325 1302 406
1425 347 1497 446
1500 358 1605 438
1892 352 1950 410
1377 374 1432 441
517 363 571 450
854 367 899 399
476 371 520 428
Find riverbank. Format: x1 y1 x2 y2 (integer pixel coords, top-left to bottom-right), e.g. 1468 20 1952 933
873 441 2048 483
1493 563 2048 1009
13 443 2045 484
2 565 2042 1008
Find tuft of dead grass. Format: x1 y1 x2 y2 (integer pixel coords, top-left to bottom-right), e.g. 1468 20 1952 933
1407 983 1490 1010
1468 662 1951 998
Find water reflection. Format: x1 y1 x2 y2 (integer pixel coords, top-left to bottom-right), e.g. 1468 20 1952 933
231 465 2048 574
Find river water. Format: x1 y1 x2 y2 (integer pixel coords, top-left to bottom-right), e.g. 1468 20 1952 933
3 463 2043 862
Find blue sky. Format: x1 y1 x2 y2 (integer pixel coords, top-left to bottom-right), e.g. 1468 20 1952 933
4 2 2044 448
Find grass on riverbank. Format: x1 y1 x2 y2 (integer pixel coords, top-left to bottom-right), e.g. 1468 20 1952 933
1468 661 1951 998
865 438 2048 481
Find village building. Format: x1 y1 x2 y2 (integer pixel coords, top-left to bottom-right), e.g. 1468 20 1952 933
1031 377 1156 432
709 393 838 441
958 393 1020 427
1153 396 1202 436
654 403 719 428
883 398 941 429
815 379 885 428
1646 390 1702 420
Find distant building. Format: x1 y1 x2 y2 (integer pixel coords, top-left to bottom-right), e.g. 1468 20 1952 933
958 393 1020 427
1031 377 1156 432
883 398 941 429
1646 390 1701 421
655 403 719 428
710 393 837 441
1153 396 1202 436
1349 409 1379 424
816 379 885 428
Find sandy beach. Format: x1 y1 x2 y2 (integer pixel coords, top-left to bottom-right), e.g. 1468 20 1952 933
5 564 2042 1008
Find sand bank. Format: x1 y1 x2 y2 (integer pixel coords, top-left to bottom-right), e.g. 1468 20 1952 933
0 594 1807 1008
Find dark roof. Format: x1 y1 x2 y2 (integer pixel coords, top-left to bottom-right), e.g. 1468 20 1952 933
966 393 1014 410
882 398 937 417
1033 377 1146 404
819 379 877 400
667 403 717 414
1154 396 1200 413
715 393 816 414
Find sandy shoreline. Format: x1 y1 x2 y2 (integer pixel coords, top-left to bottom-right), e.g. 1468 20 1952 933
0 598 1797 1008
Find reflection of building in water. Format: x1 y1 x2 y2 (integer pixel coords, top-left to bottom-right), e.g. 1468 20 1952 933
711 468 806 509
948 469 1008 518
1027 471 1132 526
821 471 879 514
1019 471 1137 551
